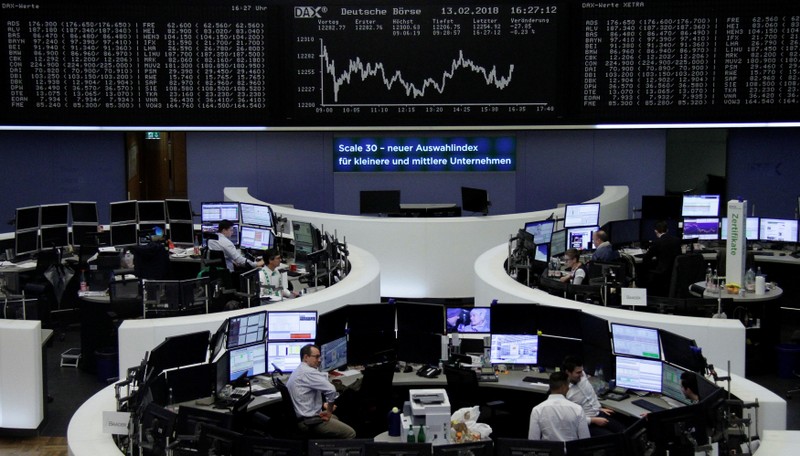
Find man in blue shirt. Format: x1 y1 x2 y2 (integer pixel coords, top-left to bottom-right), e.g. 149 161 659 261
591 230 619 263
207 219 263 272
286 344 356 439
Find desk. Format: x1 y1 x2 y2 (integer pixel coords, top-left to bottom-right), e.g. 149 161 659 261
753 430 800 455
690 281 784 303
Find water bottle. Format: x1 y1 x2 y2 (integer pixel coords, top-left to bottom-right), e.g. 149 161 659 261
745 268 755 292
407 425 415 443
705 263 712 288
79 270 88 292
711 269 718 291
388 407 401 437
417 425 426 443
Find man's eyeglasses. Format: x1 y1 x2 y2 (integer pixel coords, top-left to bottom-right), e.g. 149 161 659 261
309 354 321 358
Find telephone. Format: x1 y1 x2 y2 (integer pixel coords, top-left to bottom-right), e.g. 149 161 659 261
416 365 441 378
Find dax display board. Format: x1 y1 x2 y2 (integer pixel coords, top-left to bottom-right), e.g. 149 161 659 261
2 0 799 128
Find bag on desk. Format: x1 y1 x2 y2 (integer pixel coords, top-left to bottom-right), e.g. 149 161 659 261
450 406 492 443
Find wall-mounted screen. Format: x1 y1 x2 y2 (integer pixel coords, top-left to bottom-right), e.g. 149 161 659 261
239 225 275 251
681 218 719 241
110 201 138 224
320 335 348 372
524 220 555 245
40 204 69 227
611 323 661 359
567 226 598 250
759 218 798 243
227 311 267 350
490 334 539 365
239 202 274 228
229 343 266 382
564 203 600 228
201 202 239 223
267 341 307 374
70 201 99 224
267 311 317 341
681 195 720 217
615 356 662 393
446 307 490 334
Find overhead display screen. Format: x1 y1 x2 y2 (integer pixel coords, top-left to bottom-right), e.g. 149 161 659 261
2 1 800 128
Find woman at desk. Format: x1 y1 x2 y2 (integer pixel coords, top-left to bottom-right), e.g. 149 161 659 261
560 249 587 285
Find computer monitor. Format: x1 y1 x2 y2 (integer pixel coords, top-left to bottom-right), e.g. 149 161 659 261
229 342 267 381
397 301 445 334
201 201 239 223
534 243 549 263
346 303 396 334
70 201 99 224
201 222 240 246
267 340 307 373
567 226 598 250
661 362 693 405
397 331 442 365
40 225 69 249
433 441 493 456
148 330 211 376
320 335 348 372
611 323 661 359
71 224 100 247
446 307 491 334
39 203 69 226
495 438 565 456
564 203 600 228
347 331 397 366
615 356 662 393
490 302 538 335
111 223 138 246
524 219 555 245
227 311 267 349
607 218 642 246
535 305 582 339
681 217 719 240
461 186 490 215
660 328 705 373
681 194 720 217
239 202 274 228
110 200 137 224
138 200 167 222
721 217 759 241
168 221 195 245
365 442 432 456
359 190 401 215
138 223 167 242
759 218 798 243
641 195 682 220
537 335 582 370
550 229 567 256
165 199 193 222
239 225 275 251
15 206 40 231
490 334 539 365
267 311 317 341
15 229 38 257
644 402 707 449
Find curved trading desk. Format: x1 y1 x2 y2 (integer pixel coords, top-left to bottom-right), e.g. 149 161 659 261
117 244 380 380
224 185 629 298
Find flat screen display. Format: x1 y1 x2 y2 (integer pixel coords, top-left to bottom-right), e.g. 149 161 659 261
611 323 661 359
40 225 69 248
446 307 491 334
40 204 69 226
201 202 239 223
15 229 38 256
359 190 401 214
607 219 641 246
110 201 137 224
239 225 275 250
461 187 489 214
15 206 40 231
70 201 99 224
721 217 759 241
759 218 798 243
615 356 662 393
111 223 138 246
534 243 549 263
524 220 555 245
661 363 693 405
229 343 266 382
681 195 720 217
567 226 598 250
681 218 719 240
550 229 567 256
168 222 195 245
227 311 267 349
165 199 193 222
239 202 274 228
320 335 348 372
137 201 167 222
268 311 317 341
71 224 100 246
267 341 307 374
490 334 538 365
564 203 600 228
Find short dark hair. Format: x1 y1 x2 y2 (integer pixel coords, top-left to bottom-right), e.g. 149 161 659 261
300 343 319 360
264 248 280 262
680 371 699 395
218 219 233 231
594 230 609 242
562 355 583 373
549 371 569 391
655 220 669 234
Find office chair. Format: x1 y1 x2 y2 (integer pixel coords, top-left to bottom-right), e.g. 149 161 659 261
199 249 235 311
131 242 171 280
668 253 706 299
349 360 397 437
270 376 309 440
442 365 510 436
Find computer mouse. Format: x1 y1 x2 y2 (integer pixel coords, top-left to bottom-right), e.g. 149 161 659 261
403 365 414 373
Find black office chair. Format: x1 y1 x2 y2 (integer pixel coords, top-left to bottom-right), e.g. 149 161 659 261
199 248 235 311
131 242 171 280
442 365 510 436
668 253 706 299
348 361 397 437
269 376 308 440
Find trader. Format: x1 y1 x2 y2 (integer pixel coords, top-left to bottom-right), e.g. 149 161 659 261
286 344 357 439
591 230 619 263
528 371 591 441
563 356 625 436
260 249 298 300
207 219 263 272
560 249 588 285
643 220 682 296
680 372 701 404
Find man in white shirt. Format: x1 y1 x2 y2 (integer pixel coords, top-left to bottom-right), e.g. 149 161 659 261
563 356 625 436
207 220 263 272
286 344 356 439
259 249 298 300
528 371 590 441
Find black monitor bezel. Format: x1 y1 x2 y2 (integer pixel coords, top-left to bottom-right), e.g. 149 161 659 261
110 200 138 224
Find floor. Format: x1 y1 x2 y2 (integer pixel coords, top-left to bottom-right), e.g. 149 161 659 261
1 319 800 454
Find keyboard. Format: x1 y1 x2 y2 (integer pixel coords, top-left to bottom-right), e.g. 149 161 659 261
522 376 548 384
478 374 498 383
632 399 666 413
252 387 278 396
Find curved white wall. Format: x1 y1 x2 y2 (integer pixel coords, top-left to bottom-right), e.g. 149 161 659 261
225 185 629 299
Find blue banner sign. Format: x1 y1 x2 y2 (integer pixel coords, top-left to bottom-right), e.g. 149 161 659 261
333 136 516 172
